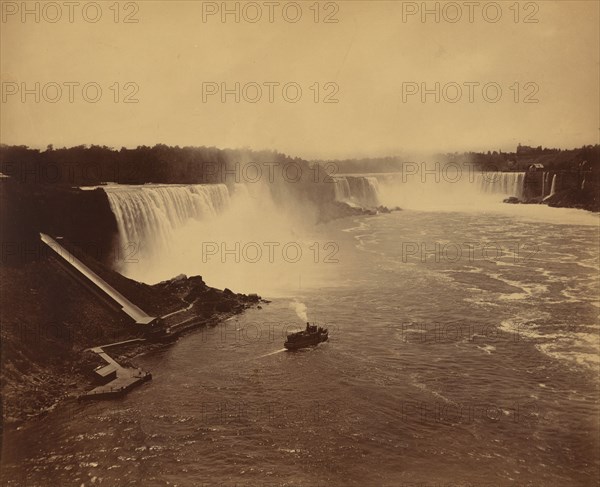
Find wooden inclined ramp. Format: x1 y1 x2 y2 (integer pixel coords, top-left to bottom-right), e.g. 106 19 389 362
40 233 157 325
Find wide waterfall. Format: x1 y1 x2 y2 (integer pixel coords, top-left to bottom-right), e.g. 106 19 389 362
333 176 381 207
104 184 230 261
101 181 330 292
375 170 526 211
476 172 525 199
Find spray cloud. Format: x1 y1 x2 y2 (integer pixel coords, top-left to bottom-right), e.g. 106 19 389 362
289 300 308 322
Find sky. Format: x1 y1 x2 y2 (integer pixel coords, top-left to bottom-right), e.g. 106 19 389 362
1 0 599 159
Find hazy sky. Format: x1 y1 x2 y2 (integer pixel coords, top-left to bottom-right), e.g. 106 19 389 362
1 0 598 159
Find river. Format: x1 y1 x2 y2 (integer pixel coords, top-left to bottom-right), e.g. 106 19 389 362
2 189 599 486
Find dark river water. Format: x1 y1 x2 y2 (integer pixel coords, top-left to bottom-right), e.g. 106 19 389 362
2 206 599 487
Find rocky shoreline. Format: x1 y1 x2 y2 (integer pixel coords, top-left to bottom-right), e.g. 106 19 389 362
11 304 267 430
0 241 264 428
503 188 600 212
2 301 265 429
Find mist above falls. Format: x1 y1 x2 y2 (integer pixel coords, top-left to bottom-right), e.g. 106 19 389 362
102 167 596 294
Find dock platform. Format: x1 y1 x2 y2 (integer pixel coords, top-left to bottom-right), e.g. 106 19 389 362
82 370 152 400
81 344 152 400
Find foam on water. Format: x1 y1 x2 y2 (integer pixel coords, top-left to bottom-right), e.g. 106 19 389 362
4 203 599 486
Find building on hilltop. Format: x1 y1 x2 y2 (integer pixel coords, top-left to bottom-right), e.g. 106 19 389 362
528 163 545 172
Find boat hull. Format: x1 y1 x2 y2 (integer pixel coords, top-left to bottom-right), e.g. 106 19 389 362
284 334 328 350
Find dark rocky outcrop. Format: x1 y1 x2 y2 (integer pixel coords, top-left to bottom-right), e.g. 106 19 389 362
1 178 119 267
318 201 402 223
508 170 600 212
543 188 600 212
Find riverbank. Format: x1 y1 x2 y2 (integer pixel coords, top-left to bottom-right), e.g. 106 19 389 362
0 238 262 428
504 187 600 212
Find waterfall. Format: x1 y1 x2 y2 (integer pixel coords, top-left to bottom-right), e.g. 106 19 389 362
104 184 230 259
100 181 310 290
543 172 553 197
550 174 557 196
541 172 546 197
333 177 351 201
333 176 380 207
476 172 525 199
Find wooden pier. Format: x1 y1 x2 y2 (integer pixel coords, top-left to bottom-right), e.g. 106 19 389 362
80 341 152 400
81 370 152 400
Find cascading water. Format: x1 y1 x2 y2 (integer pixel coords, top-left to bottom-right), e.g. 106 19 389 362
104 184 230 261
375 170 526 211
101 181 333 293
550 174 557 196
333 177 351 201
476 172 525 199
542 172 547 197
333 176 381 207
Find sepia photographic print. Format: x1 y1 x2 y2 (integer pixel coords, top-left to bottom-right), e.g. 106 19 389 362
1 1 599 486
